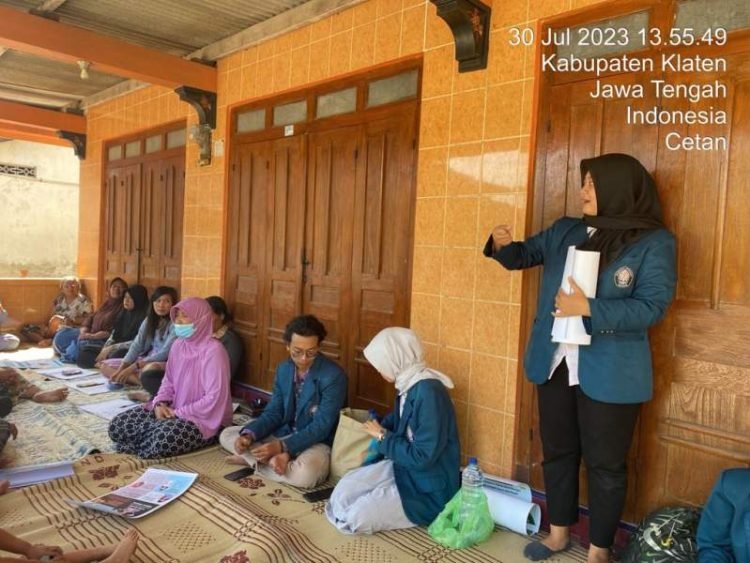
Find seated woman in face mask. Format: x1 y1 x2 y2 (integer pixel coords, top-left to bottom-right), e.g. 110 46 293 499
107 297 233 459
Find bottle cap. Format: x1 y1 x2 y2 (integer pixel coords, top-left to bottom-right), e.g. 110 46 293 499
468 457 477 465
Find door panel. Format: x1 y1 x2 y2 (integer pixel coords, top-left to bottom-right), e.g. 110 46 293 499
350 111 417 412
304 126 358 367
527 52 750 522
227 141 271 390
104 164 141 286
104 152 184 295
264 136 307 388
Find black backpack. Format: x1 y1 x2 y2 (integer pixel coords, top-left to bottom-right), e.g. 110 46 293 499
620 506 702 563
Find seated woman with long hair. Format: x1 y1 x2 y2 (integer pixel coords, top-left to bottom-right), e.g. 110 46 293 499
88 284 149 368
108 297 232 458
99 286 178 394
326 327 460 534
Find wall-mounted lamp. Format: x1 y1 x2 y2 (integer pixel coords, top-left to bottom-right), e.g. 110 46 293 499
176 86 217 167
77 60 90 80
189 123 212 167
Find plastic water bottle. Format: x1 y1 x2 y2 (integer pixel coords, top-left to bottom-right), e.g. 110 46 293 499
459 457 485 525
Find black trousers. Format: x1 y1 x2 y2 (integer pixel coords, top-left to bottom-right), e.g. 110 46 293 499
140 368 165 396
537 360 640 548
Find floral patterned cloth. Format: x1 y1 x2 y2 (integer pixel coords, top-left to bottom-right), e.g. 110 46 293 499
0 445 580 563
52 294 93 323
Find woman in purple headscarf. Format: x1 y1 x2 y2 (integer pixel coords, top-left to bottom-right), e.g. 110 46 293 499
108 297 233 459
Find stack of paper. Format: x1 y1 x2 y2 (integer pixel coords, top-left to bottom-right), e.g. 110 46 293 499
551 246 600 346
36 367 99 380
0 461 74 488
79 398 139 420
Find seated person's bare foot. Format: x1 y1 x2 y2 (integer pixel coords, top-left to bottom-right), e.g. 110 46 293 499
0 479 10 494
126 390 150 403
103 528 139 563
32 388 69 402
57 529 139 563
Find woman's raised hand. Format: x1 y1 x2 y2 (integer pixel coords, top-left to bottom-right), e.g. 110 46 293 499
491 225 513 250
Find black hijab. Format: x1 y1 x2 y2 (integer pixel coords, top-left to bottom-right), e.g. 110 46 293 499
111 284 149 343
577 153 665 269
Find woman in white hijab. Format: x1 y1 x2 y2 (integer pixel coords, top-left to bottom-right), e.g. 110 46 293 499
326 327 460 534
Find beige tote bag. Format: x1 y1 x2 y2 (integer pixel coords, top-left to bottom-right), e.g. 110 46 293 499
329 408 372 482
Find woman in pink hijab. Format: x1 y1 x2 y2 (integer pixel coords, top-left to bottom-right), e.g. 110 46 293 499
108 297 232 458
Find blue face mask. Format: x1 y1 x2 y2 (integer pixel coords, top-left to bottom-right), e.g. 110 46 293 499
174 323 195 339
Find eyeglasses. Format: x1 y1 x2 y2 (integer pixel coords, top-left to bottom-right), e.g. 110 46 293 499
290 347 319 360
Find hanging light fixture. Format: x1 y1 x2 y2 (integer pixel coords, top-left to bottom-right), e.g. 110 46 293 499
77 60 90 80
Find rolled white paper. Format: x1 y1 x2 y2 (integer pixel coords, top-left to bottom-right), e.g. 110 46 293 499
484 488 542 535
482 474 541 535
551 246 600 346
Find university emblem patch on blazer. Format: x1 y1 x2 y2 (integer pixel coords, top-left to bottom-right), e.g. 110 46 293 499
614 266 634 288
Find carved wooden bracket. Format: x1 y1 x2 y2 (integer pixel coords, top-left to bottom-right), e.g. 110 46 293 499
430 0 491 72
58 131 86 159
174 86 217 129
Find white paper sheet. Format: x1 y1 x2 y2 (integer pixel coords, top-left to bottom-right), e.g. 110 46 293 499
0 359 64 370
36 367 100 380
67 468 197 519
551 246 600 346
0 460 74 488
79 398 139 420
65 375 111 395
483 474 541 536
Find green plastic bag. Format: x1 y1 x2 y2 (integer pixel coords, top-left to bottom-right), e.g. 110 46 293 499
427 489 495 549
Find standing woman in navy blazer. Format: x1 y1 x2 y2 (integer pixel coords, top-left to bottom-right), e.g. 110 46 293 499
326 327 460 534
484 154 676 563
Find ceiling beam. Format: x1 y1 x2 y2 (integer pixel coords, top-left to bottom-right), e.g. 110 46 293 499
0 123 70 146
84 0 364 108
0 99 86 134
192 0 365 61
0 5 216 92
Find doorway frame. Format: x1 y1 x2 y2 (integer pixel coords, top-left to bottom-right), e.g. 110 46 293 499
516 0 750 494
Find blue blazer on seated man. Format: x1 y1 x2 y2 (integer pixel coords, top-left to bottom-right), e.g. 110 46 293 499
220 314 347 489
697 468 750 563
244 352 348 455
484 216 676 404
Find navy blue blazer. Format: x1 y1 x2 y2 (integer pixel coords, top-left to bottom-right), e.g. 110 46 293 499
698 468 750 563
377 379 460 526
243 354 347 456
484 217 676 403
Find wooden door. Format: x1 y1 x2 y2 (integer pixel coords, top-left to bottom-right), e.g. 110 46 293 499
525 52 750 522
262 136 307 388
349 110 417 412
226 140 272 390
104 163 141 286
226 106 418 401
304 125 359 372
104 155 184 294
138 155 184 293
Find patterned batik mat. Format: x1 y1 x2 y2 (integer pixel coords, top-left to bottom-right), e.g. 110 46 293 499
0 368 132 468
0 446 585 563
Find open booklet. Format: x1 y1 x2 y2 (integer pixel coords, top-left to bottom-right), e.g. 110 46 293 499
67 468 197 519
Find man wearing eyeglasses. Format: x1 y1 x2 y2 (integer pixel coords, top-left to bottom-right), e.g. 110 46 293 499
220 314 348 488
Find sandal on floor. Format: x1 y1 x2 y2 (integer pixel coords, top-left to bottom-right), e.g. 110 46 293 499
523 541 573 561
